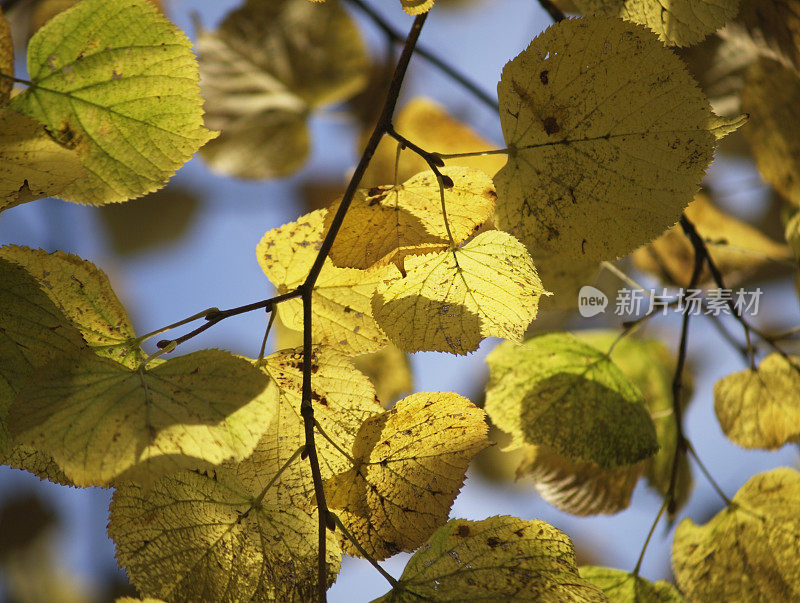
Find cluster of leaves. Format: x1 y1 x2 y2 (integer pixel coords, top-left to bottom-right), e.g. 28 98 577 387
2 0 800 601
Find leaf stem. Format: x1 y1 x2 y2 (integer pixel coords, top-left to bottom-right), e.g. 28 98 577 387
0 72 34 87
632 497 668 577
257 310 277 362
537 0 567 21
435 148 509 159
685 440 733 506
314 419 357 466
252 445 305 507
331 513 399 588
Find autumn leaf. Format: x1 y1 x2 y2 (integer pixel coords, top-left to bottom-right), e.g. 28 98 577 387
494 16 733 261
484 333 658 468
10 349 278 486
374 516 605 601
326 167 496 270
0 445 73 487
9 0 215 204
0 109 87 213
352 344 413 408
0 8 12 104
672 467 800 600
372 230 547 355
720 0 800 72
197 0 367 179
572 0 740 46
325 392 489 560
580 566 684 602
257 209 393 354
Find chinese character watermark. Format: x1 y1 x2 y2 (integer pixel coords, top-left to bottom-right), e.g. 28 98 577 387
578 287 763 318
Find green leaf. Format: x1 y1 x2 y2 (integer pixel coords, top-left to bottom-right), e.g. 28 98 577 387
672 467 800 600
373 516 605 602
580 566 684 602
10 349 277 486
484 333 658 468
494 16 721 261
10 0 215 204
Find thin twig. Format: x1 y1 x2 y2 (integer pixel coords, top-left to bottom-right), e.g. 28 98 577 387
632 498 668 577
537 0 566 22
686 441 733 506
331 513 399 588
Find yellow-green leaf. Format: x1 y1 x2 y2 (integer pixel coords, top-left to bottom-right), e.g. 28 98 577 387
485 333 658 468
326 392 489 560
326 167 496 270
401 0 435 15
714 352 800 449
257 209 392 354
0 445 73 486
672 467 800 601
9 0 215 204
494 16 720 261
197 0 366 179
0 245 141 367
373 516 605 602
0 8 12 105
517 445 643 516
0 108 87 213
573 0 740 46
10 349 277 486
352 344 413 408
372 230 547 355
580 566 684 602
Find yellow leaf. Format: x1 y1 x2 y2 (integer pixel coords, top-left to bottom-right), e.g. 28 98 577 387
363 98 507 187
10 349 277 486
401 0 435 14
0 445 73 487
742 59 800 206
485 333 658 468
573 0 740 46
714 352 800 449
494 16 720 261
352 344 413 408
517 445 643 516
0 8 12 105
325 392 489 560
580 566 684 602
672 467 800 601
0 245 141 367
263 346 383 486
0 108 87 213
31 0 165 32
373 516 605 602
720 0 800 72
9 0 215 204
197 0 367 179
535 250 600 311
257 209 393 354
633 194 793 287
372 230 547 355
326 167 496 270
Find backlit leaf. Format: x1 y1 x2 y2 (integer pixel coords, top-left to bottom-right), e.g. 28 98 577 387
0 245 141 367
372 230 547 355
672 467 800 600
0 108 87 213
714 352 800 449
373 516 605 602
0 445 73 487
494 17 725 261
10 349 277 486
352 344 413 408
257 209 392 354
326 392 489 560
401 0 435 15
580 566 684 602
197 0 367 179
0 8 12 104
484 333 658 468
572 0 740 46
326 167 496 270
535 251 600 311
9 0 215 204
720 0 800 72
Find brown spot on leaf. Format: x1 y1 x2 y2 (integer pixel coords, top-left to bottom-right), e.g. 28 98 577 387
456 524 470 537
486 536 501 548
540 70 549 85
543 117 560 135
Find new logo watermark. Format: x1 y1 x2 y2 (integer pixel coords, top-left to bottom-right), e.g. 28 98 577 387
578 286 608 318
577 287 763 318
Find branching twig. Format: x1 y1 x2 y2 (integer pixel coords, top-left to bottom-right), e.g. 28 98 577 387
537 0 566 22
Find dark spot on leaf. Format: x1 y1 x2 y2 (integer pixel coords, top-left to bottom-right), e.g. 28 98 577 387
539 70 549 85
487 536 501 548
543 117 560 135
456 525 470 537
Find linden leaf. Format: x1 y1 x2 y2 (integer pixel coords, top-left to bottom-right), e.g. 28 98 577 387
31 0 165 32
257 209 393 354
372 230 547 355
110 425 342 601
401 0 435 15
0 108 87 213
517 445 643 516
535 250 600 311
325 392 489 560
197 0 367 179
326 167 496 270
263 346 383 486
572 0 740 47
484 333 658 468
0 245 141 367
10 349 277 486
742 59 800 206
0 8 12 104
633 194 792 287
373 516 605 602
0 445 73 486
580 566 684 602
9 0 215 204
672 467 800 600
363 98 507 187
714 353 800 449
352 344 413 408
494 16 721 261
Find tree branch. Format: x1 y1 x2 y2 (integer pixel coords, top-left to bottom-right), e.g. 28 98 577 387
537 0 566 22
